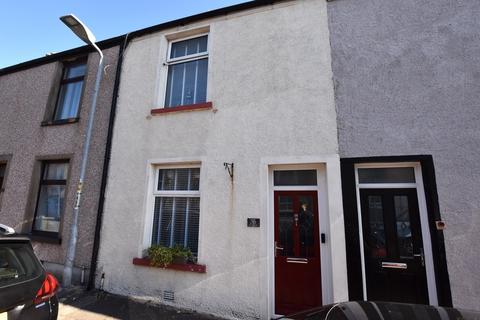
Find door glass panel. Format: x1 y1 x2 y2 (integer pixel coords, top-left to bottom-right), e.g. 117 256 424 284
366 195 386 258
394 195 413 258
358 167 415 184
278 196 294 256
298 196 315 258
274 170 317 186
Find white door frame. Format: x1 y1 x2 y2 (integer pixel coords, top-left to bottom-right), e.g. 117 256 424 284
268 163 333 317
354 162 438 305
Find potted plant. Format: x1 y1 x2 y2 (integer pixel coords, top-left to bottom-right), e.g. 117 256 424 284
171 245 193 264
147 245 193 267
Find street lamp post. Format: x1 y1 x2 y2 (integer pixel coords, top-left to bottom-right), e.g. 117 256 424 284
60 14 104 287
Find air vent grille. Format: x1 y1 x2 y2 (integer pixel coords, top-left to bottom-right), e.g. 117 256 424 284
163 290 174 301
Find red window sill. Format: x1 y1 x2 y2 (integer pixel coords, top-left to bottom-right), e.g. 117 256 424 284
132 257 206 273
151 102 212 115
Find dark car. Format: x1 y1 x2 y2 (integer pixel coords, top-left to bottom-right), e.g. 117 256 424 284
0 224 59 320
282 301 480 320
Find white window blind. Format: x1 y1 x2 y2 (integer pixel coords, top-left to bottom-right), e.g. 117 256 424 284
151 168 200 255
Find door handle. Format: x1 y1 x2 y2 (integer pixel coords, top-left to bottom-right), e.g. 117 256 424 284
382 262 407 269
414 248 425 267
287 257 308 264
274 241 284 257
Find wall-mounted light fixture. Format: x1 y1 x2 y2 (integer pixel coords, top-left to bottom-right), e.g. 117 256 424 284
224 162 234 180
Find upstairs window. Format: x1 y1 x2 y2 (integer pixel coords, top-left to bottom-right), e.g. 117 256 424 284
151 167 201 256
33 161 69 234
165 35 208 108
53 62 86 120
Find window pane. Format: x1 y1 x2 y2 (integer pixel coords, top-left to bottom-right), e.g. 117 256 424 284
54 81 83 120
175 169 191 191
43 163 68 180
358 167 415 184
158 168 200 191
65 64 86 79
0 243 43 289
151 196 200 256
366 195 386 258
195 59 208 104
173 198 187 247
278 196 294 256
394 196 414 258
186 198 200 255
156 197 173 247
274 170 317 186
183 60 198 106
165 63 184 107
33 185 64 232
165 59 208 107
170 36 208 59
298 195 315 258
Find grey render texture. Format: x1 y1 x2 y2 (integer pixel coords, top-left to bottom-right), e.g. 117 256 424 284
328 0 480 310
0 46 120 281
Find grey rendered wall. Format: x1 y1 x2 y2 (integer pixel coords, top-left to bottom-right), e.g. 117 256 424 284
0 46 119 273
327 0 480 310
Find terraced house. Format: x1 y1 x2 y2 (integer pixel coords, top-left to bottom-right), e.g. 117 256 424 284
96 0 346 319
94 0 479 318
0 37 122 284
2 0 479 319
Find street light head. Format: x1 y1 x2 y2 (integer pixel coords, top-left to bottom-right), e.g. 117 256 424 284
60 14 96 45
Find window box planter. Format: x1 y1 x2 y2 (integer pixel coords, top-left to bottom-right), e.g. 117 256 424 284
132 257 206 273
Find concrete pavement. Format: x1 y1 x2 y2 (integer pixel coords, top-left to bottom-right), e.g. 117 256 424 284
58 288 224 320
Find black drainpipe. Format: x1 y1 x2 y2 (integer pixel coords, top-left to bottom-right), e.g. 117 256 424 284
87 33 131 290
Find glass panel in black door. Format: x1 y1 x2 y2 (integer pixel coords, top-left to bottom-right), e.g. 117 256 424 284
394 196 413 258
360 189 428 304
365 195 387 258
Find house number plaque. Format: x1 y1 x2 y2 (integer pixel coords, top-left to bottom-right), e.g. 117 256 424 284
247 218 260 227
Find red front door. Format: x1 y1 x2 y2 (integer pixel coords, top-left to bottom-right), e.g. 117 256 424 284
274 191 322 315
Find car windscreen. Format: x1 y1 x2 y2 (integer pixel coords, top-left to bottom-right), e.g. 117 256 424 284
0 242 43 289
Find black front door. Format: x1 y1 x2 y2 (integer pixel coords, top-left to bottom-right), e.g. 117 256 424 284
360 188 428 304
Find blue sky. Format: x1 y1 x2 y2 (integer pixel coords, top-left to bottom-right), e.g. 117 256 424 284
0 0 246 68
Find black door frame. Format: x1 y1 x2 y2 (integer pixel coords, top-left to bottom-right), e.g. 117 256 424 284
340 155 452 307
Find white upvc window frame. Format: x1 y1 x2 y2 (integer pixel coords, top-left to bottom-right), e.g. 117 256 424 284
163 33 209 108
149 163 201 254
166 33 209 65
